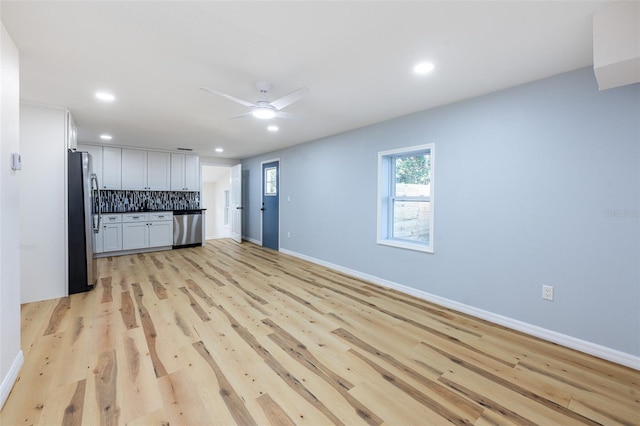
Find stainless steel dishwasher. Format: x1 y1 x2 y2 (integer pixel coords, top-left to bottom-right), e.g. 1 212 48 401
173 210 203 248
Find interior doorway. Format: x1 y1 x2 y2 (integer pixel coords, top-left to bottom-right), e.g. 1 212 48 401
201 165 232 240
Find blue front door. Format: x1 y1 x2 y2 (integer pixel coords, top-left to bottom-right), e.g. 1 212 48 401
261 161 279 250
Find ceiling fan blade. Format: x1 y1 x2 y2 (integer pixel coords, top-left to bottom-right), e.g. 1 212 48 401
270 87 310 111
200 87 255 108
274 110 302 120
230 111 254 120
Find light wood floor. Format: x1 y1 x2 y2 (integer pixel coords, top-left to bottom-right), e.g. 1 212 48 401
1 240 638 425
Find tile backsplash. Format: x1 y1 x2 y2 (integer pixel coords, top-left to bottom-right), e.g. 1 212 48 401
99 190 200 212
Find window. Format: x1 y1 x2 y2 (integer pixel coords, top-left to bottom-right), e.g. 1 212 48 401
378 144 434 253
264 166 277 196
224 190 230 226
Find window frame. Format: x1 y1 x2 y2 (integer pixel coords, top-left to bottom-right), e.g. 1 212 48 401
377 143 434 253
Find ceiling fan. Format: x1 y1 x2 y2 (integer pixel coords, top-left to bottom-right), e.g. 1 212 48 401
200 81 309 120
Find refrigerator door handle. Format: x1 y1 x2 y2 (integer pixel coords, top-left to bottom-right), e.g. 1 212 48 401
91 173 101 232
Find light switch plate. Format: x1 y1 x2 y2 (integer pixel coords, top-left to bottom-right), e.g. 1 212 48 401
11 153 21 170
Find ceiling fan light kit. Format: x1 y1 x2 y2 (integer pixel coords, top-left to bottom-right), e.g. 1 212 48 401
201 81 309 121
252 104 277 119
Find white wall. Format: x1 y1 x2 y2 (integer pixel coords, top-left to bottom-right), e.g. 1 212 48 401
242 68 640 366
0 19 23 409
19 103 67 303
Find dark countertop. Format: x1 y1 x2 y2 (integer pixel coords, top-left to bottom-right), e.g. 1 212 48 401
100 208 206 214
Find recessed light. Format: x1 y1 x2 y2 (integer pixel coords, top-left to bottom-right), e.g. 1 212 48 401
100 134 112 140
413 62 435 75
95 91 115 102
215 148 224 153
267 125 279 132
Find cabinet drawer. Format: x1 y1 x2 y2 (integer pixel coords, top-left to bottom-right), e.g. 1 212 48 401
149 212 172 221
123 213 149 223
101 214 122 223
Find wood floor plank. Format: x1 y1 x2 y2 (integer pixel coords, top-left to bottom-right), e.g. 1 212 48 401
34 378 87 426
116 328 165 424
130 282 168 378
256 393 297 426
94 349 120 426
157 369 212 426
193 340 259 426
3 240 639 426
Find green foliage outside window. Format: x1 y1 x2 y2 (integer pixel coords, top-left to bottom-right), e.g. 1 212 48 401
395 154 431 185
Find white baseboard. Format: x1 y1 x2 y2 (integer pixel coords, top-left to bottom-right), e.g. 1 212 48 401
244 237 261 246
279 248 640 370
0 350 23 410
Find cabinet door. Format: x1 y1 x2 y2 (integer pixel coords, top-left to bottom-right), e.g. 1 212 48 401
184 155 200 191
102 147 122 190
122 222 149 250
121 149 147 190
78 144 103 185
147 151 171 190
102 223 123 252
170 154 185 191
148 221 173 247
93 227 104 254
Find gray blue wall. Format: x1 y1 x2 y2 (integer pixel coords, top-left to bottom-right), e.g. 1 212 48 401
242 68 640 357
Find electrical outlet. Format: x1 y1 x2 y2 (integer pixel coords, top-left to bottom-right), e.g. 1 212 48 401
287 231 291 238
542 285 554 301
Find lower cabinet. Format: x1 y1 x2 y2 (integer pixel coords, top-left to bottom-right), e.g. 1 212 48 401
122 220 149 250
148 212 173 247
94 212 173 255
122 212 173 250
103 223 123 252
94 214 123 253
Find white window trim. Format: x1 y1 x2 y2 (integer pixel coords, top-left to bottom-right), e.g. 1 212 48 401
377 143 434 253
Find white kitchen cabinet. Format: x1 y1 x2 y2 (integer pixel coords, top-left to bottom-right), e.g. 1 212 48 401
171 153 200 191
148 212 173 247
77 144 121 190
92 214 122 253
147 151 171 190
122 212 172 250
77 143 103 184
122 213 149 250
184 154 200 191
103 223 123 252
66 111 77 151
123 222 149 250
102 146 122 189
93 227 103 254
122 149 170 190
121 149 147 190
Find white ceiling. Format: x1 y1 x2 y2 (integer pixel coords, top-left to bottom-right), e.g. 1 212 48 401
1 1 616 160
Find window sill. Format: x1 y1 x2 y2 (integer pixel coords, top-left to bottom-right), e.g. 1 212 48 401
377 239 433 253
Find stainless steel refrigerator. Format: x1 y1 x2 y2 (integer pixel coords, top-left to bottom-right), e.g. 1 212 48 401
68 150 100 294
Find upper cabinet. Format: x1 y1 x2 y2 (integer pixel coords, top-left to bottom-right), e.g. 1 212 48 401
121 149 147 190
76 144 198 192
77 144 121 190
102 147 122 190
66 110 77 151
171 153 200 191
147 151 171 190
122 149 170 191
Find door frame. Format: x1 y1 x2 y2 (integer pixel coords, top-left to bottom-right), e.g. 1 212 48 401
260 158 280 249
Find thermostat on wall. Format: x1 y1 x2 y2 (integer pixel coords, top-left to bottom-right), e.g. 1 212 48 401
11 153 21 170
